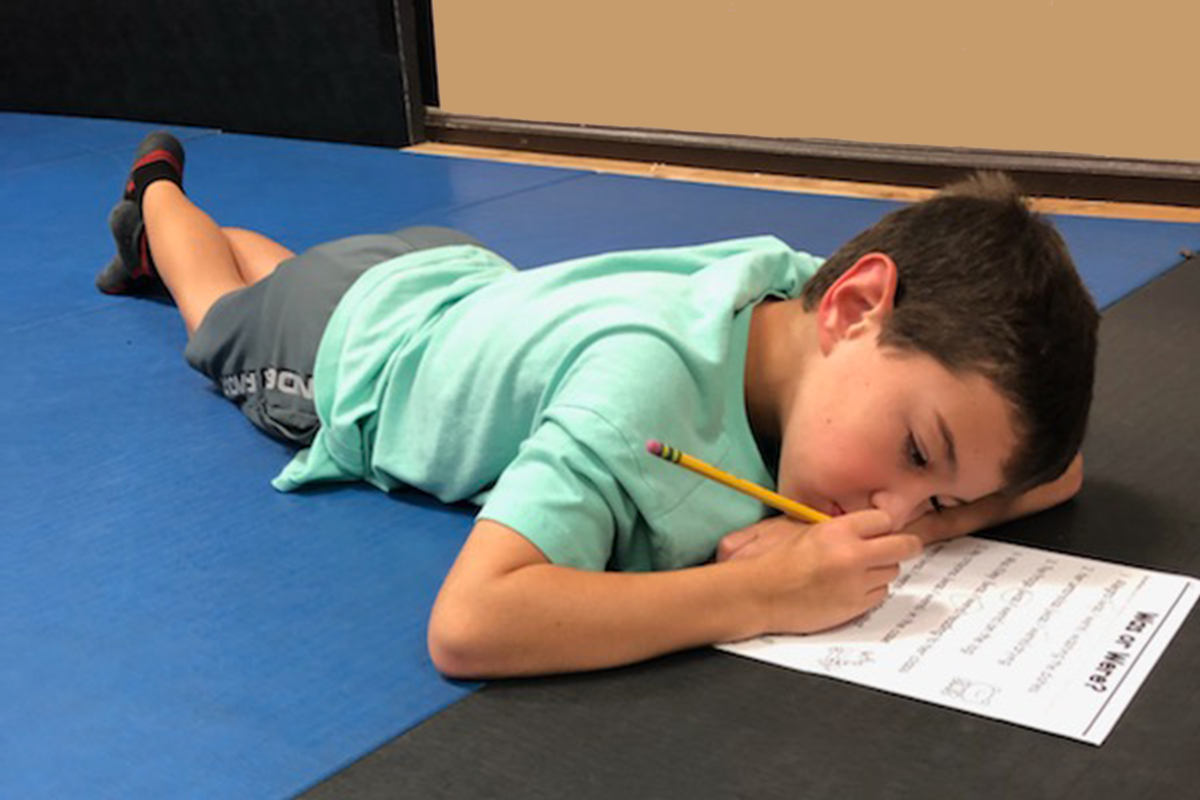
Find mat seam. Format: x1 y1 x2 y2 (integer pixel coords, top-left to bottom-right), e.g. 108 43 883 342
0 129 221 179
393 154 594 227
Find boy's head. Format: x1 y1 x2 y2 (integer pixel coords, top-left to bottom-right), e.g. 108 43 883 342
799 172 1099 498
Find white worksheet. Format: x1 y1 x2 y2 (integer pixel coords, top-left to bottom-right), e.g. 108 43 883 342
719 537 1197 744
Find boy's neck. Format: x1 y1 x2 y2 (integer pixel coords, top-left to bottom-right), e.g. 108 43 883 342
744 299 816 476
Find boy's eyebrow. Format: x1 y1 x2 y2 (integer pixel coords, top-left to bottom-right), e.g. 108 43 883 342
936 412 958 474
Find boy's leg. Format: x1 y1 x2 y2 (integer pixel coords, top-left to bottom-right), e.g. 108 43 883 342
100 130 294 336
223 228 296 286
141 181 246 336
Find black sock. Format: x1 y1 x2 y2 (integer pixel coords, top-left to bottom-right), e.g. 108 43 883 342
126 149 185 208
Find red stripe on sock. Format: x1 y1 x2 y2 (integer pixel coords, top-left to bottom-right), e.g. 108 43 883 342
136 233 152 279
132 149 183 176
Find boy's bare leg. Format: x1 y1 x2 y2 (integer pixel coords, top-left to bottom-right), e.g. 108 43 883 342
223 228 296 286
142 183 292 336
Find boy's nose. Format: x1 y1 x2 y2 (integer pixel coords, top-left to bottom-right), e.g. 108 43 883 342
869 490 928 531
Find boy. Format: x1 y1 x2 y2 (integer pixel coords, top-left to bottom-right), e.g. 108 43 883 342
99 133 1097 679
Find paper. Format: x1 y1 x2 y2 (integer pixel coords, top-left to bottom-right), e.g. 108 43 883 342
719 537 1197 744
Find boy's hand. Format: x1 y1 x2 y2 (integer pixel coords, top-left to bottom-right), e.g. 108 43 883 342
744 510 921 636
715 514 812 563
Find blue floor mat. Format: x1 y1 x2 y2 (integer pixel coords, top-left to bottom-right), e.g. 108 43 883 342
404 170 1197 310
1 112 1196 800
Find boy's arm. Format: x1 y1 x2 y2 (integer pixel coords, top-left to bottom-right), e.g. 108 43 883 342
716 454 1085 562
428 512 920 679
907 453 1085 545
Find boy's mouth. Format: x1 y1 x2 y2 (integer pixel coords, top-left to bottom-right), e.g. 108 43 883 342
829 502 846 517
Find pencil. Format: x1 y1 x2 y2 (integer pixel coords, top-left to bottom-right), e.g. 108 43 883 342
645 439 831 524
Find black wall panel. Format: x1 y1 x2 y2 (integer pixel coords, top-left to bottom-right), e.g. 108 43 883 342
0 0 426 147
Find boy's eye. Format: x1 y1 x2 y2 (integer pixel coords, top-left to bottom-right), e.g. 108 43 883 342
906 434 928 469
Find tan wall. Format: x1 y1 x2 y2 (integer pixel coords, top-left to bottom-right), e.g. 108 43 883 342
432 0 1199 163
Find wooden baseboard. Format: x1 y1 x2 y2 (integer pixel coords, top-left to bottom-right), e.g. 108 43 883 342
424 110 1200 208
409 143 1200 223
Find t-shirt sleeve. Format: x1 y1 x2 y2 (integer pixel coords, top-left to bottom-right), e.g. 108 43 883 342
477 407 641 571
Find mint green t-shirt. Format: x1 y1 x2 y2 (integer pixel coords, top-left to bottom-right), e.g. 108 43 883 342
273 236 822 571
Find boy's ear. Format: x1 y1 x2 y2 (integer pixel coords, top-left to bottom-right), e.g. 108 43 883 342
816 252 899 353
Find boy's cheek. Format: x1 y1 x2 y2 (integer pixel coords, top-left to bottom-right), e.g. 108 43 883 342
797 451 881 515
782 422 880 506
775 459 811 504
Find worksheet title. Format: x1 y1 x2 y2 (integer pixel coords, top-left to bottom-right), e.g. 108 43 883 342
1085 611 1158 693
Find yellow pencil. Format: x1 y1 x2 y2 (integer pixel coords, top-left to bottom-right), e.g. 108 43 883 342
645 439 831 524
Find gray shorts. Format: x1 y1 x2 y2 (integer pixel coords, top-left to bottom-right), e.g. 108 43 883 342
184 225 485 446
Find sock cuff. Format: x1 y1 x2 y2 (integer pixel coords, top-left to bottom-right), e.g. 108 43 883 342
133 148 184 176
128 153 185 207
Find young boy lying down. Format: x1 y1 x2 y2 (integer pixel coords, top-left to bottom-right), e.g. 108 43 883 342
99 133 1096 678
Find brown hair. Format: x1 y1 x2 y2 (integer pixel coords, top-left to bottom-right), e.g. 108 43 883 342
800 173 1099 493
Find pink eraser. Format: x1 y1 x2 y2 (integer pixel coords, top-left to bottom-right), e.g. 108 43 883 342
646 439 663 456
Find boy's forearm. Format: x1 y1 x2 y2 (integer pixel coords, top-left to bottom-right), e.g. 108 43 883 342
911 453 1084 544
430 557 766 679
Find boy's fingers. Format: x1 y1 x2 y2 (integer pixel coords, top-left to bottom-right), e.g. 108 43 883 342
862 585 890 609
715 528 758 561
866 563 901 587
829 508 894 539
860 532 923 567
